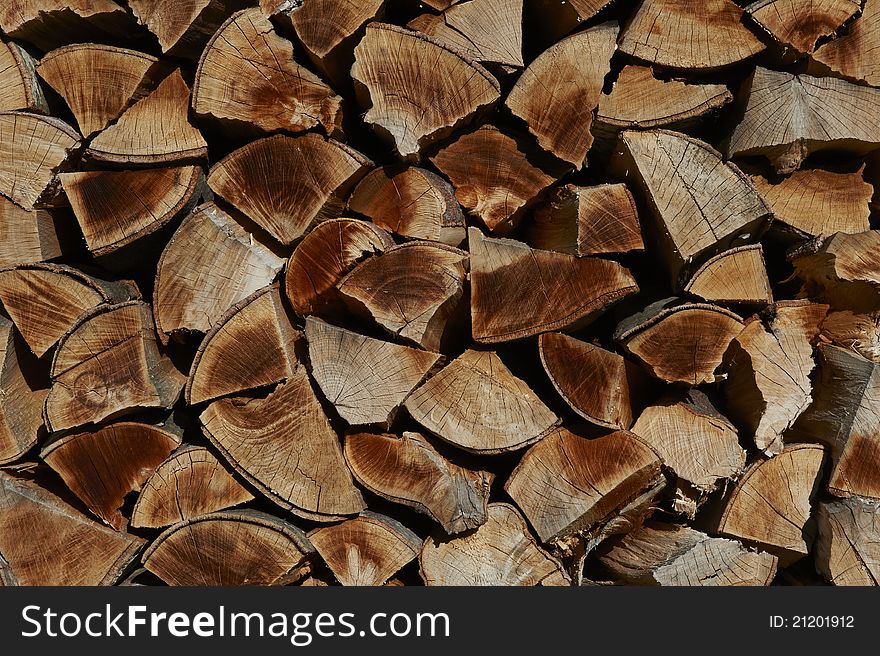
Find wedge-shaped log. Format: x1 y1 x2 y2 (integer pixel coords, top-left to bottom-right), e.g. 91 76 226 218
45 301 184 431
154 202 283 343
420 503 570 586
0 0 134 51
746 0 860 54
470 227 639 343
0 40 46 113
351 23 500 160
821 310 880 362
816 497 880 586
684 245 773 305
0 471 144 585
344 431 492 534
0 197 60 268
131 445 254 529
812 0 880 86
142 510 315 586
405 349 558 454
0 315 47 465
129 0 250 58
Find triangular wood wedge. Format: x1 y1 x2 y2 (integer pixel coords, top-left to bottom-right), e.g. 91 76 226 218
0 39 46 113
684 245 773 305
0 315 47 465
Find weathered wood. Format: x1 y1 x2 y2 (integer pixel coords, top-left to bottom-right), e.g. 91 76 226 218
812 0 880 86
0 39 46 113
684 245 773 305
0 0 135 51
746 0 860 55
129 0 249 58
0 315 47 465
816 497 880 585
821 310 880 362
0 197 60 269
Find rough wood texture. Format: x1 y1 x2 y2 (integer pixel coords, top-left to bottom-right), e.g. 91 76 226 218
0 315 47 464
746 0 860 54
0 0 133 51
816 497 880 586
812 0 880 86
684 245 773 305
0 197 60 268
1 39 46 113
821 310 880 362
129 0 249 58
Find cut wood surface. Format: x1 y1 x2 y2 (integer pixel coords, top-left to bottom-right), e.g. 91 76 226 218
0 315 47 464
746 0 860 54
0 39 45 113
821 310 880 362
0 196 60 268
815 497 880 585
684 245 773 305
129 0 249 58
812 0 880 86
0 0 133 51
792 230 880 311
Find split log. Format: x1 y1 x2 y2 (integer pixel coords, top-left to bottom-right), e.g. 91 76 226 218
186 286 298 405
0 196 61 268
469 227 639 343
420 503 571 586
0 111 79 210
45 301 184 431
0 315 47 465
505 22 616 167
142 510 314 585
527 183 644 257
684 245 773 305
746 0 860 55
614 129 771 283
430 126 557 233
305 317 439 427
0 471 144 585
0 263 137 357
153 202 284 344
539 332 651 430
60 165 204 258
717 444 825 559
405 348 558 454
0 39 46 113
200 364 366 521
348 166 466 246
86 69 207 165
308 512 421 586
284 218 392 317
0 0 134 51
751 168 872 239
207 134 371 246
812 0 880 86
351 23 500 160
618 0 765 70
724 301 827 455
131 445 254 529
815 497 880 586
615 300 744 385
40 421 181 530
337 241 467 351
821 310 880 362
343 431 493 534
505 428 664 544
597 523 778 586
193 8 342 135
728 68 880 174
37 44 160 137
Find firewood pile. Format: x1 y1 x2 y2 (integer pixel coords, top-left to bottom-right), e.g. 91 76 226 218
0 0 879 587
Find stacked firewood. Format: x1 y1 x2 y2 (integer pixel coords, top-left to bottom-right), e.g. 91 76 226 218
0 0 879 587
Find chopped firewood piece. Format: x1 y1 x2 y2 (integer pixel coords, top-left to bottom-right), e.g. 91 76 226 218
131 445 254 529
306 317 439 427
61 165 204 258
200 365 366 521
284 218 392 317
528 183 644 256
746 0 860 54
154 202 284 344
724 301 827 455
348 166 466 245
539 333 650 430
405 349 558 454
207 134 371 246
618 0 765 70
0 111 79 210
792 230 880 311
505 428 664 543
0 263 137 357
821 310 880 362
728 68 880 174
86 69 207 165
37 44 159 136
0 40 46 113
0 197 61 268
469 227 639 343
718 444 825 558
129 0 250 58
142 510 315 585
0 471 144 585
615 300 744 385
309 512 421 586
615 130 771 282
684 245 773 305
0 315 47 465
337 241 467 351
344 431 493 534
351 23 500 160
193 8 342 135
812 0 880 86
598 523 778 586
41 421 181 530
431 126 556 233
0 0 133 51
505 22 616 167
45 301 184 431
816 497 880 586
420 503 571 585
186 285 299 405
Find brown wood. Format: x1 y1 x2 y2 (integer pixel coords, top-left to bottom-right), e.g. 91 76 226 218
821 310 880 362
0 0 134 51
0 315 47 465
129 0 249 58
0 197 60 269
815 497 880 585
746 0 860 55
0 39 46 113
812 0 880 86
684 245 773 305
344 430 493 534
